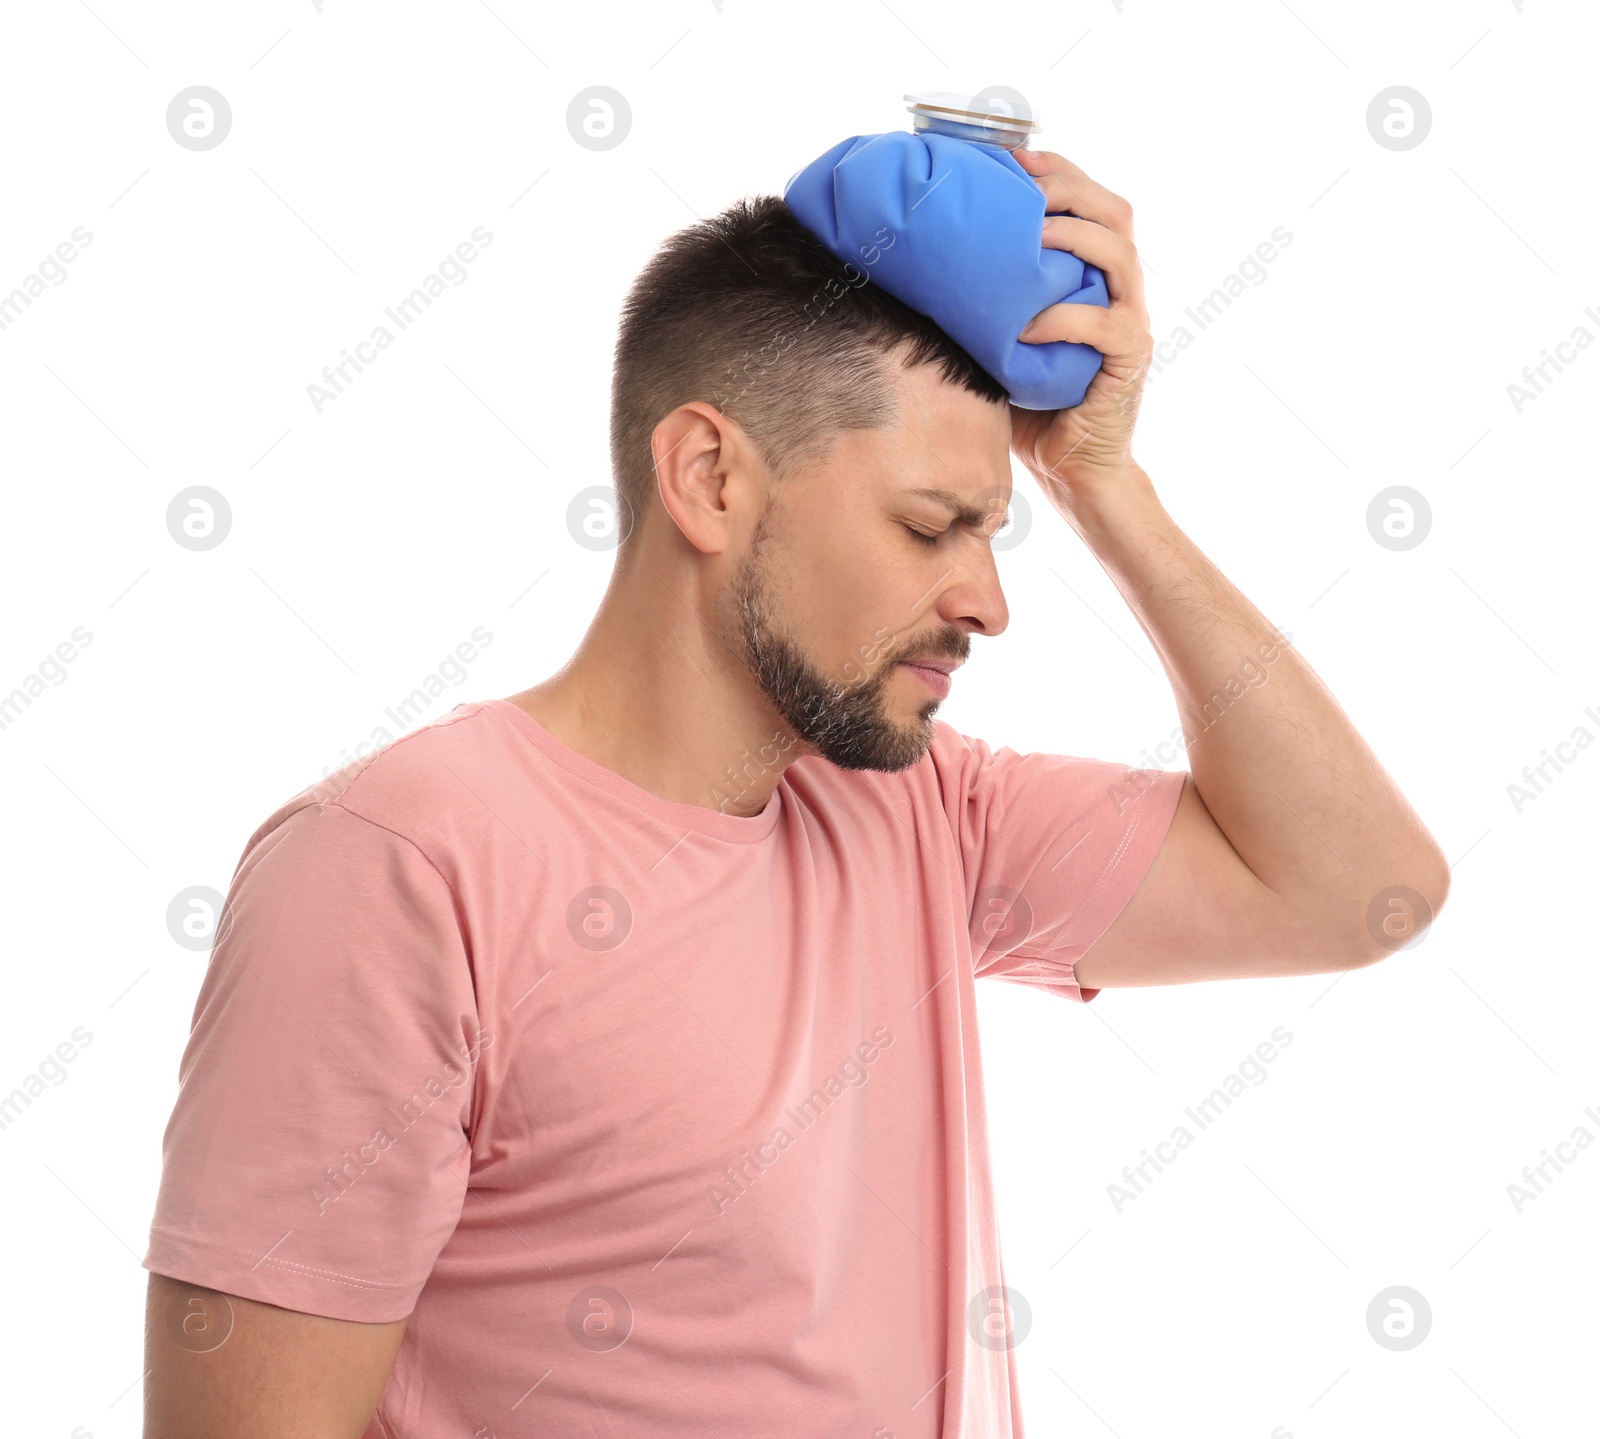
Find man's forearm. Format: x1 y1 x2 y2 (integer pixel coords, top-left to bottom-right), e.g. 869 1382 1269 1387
1066 463 1451 954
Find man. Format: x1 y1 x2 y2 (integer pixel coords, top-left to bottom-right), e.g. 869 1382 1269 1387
142 147 1450 1437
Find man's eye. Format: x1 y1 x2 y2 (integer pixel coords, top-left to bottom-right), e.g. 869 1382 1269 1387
903 525 941 546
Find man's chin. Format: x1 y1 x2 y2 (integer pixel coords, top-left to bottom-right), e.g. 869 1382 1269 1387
811 714 936 774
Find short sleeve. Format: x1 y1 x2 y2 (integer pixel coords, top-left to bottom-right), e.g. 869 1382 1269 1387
143 800 483 1322
930 724 1186 1003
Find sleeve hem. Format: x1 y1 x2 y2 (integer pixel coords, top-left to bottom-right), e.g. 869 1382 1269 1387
143 1227 424 1324
1038 959 1101 1004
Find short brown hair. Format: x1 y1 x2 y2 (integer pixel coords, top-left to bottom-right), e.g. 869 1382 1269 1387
608 194 1006 557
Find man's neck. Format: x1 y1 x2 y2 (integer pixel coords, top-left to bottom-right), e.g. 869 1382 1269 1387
502 662 801 820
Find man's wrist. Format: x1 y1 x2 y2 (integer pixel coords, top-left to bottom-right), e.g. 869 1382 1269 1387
1041 461 1165 545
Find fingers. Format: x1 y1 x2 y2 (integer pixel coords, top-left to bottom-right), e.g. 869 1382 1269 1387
1041 214 1144 308
1019 297 1145 359
1013 150 1147 355
1013 148 1135 246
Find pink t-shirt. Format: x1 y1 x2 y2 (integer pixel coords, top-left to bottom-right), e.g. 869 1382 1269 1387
144 697 1183 1437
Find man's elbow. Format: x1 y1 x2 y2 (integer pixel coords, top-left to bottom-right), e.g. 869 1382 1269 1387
1357 847 1452 966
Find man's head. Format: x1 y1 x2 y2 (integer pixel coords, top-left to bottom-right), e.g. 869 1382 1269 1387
605 195 1015 774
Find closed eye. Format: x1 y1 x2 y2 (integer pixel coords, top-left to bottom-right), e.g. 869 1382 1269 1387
902 524 942 546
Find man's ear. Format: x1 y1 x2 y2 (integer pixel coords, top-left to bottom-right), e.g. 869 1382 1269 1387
649 401 757 557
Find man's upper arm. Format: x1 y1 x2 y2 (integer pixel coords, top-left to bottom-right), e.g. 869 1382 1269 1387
931 723 1379 998
144 1272 406 1438
930 723 1185 1001
1073 773 1372 991
142 797 481 1320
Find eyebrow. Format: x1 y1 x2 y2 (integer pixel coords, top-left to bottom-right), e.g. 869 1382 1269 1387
904 486 1008 532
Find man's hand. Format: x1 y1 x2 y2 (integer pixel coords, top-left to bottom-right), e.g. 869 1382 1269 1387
1007 148 1153 518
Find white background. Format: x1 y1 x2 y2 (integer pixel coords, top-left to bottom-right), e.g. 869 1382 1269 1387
0 0 1594 1434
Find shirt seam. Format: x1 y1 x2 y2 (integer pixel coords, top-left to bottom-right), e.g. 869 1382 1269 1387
149 1226 427 1293
297 795 485 1141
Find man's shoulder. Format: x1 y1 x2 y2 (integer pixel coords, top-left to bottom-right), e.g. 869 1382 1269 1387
238 700 509 870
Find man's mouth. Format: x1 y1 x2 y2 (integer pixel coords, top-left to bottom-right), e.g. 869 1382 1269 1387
899 661 956 697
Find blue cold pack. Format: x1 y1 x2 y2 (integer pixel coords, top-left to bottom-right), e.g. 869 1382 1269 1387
783 130 1108 411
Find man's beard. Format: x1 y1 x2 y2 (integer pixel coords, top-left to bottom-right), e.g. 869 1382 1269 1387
724 502 946 774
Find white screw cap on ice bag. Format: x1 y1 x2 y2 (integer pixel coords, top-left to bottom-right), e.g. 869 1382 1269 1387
902 89 1043 150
